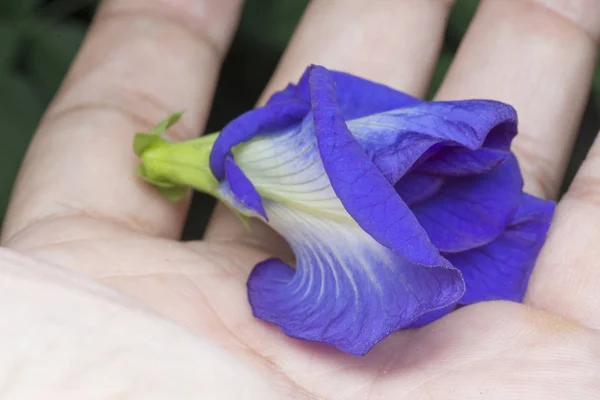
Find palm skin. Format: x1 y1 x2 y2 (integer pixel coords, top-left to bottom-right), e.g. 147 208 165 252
4 207 598 399
2 0 600 398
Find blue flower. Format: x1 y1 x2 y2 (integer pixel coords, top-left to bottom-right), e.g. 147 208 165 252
134 65 555 356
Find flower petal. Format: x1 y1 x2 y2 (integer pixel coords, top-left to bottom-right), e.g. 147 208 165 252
446 193 555 304
394 172 444 206
268 66 422 119
221 155 267 219
210 99 311 180
218 64 422 182
346 100 517 183
248 203 464 355
410 155 524 253
232 115 351 221
414 120 517 176
308 65 446 267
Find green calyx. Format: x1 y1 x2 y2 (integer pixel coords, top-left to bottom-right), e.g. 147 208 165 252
133 112 220 202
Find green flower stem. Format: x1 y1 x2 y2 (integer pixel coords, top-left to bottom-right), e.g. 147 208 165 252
133 112 220 201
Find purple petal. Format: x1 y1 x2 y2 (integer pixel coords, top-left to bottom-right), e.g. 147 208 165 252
223 155 267 219
446 193 555 304
247 208 463 355
265 83 298 105
308 65 447 267
346 100 518 184
411 155 524 253
210 99 311 180
394 172 444 206
267 66 422 120
415 121 517 176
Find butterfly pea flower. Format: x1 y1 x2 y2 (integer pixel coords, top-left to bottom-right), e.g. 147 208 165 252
134 65 554 356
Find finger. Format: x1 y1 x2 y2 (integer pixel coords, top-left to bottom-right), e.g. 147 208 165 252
436 0 600 199
203 0 455 243
437 0 600 325
2 0 243 243
526 133 600 328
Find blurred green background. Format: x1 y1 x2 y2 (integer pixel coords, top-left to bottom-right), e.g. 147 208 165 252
0 0 598 238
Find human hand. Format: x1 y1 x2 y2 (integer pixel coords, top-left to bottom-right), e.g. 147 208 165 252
2 0 600 398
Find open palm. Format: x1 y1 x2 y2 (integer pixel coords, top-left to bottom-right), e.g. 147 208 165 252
3 1 600 398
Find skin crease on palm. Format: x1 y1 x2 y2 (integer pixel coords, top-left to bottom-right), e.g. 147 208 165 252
2 0 600 398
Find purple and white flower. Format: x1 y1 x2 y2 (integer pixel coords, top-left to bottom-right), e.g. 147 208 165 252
135 65 555 356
